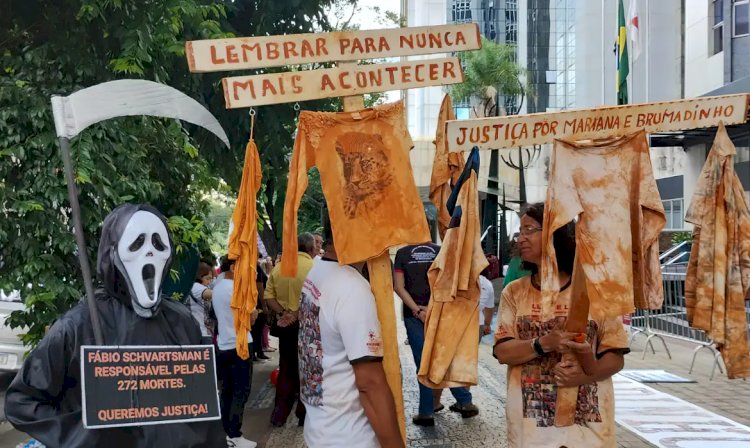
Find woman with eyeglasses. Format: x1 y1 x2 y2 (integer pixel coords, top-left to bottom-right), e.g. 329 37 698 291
493 202 629 448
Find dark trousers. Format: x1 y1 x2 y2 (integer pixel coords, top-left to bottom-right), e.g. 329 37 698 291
271 323 305 425
251 312 267 357
217 345 253 438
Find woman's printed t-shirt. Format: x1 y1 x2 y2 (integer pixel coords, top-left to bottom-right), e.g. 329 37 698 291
495 276 629 448
298 260 384 448
543 131 665 321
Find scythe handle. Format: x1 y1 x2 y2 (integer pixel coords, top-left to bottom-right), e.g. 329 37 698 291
58 136 105 345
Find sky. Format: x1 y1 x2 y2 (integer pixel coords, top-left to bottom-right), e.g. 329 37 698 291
349 0 401 30
333 0 404 100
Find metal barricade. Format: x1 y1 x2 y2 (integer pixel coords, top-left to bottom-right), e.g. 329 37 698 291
628 266 748 379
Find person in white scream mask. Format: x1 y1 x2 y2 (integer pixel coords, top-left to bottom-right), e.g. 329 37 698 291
5 203 226 448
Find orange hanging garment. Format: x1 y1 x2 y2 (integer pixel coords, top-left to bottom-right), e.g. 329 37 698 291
281 100 430 277
542 131 666 321
419 148 488 388
429 94 466 240
685 122 750 379
228 138 262 360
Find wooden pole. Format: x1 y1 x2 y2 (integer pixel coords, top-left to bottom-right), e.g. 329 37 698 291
338 62 405 440
554 258 589 427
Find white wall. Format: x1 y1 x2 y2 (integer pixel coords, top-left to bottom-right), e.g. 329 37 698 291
684 0 724 97
405 0 448 141
577 0 682 107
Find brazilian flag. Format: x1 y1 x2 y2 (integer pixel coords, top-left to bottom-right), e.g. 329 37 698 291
616 0 629 105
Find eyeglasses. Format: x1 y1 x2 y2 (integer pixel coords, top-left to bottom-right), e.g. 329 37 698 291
513 226 542 241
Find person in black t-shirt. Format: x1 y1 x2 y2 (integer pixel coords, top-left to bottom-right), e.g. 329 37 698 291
394 243 478 427
251 260 270 361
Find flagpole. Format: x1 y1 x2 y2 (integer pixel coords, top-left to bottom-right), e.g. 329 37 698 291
645 0 650 102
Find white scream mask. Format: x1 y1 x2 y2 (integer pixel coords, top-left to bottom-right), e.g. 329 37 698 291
114 211 171 318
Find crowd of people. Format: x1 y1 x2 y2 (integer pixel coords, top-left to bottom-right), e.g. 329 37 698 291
193 201 626 448
4 201 627 448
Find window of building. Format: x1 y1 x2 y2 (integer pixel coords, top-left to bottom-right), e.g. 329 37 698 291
452 1 472 23
712 0 725 54
734 0 750 36
662 198 685 230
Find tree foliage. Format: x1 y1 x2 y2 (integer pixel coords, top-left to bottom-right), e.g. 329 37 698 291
448 38 525 117
0 0 231 345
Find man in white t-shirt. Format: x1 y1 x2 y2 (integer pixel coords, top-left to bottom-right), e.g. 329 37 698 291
212 259 258 448
298 229 404 448
478 270 496 341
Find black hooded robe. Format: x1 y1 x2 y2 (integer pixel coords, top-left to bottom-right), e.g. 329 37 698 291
4 204 226 447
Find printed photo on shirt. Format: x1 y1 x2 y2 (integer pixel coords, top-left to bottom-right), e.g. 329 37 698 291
516 315 603 427
299 280 323 406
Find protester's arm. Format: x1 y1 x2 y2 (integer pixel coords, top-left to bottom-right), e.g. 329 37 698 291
482 307 494 333
393 271 423 318
338 277 404 447
492 284 574 365
554 316 629 387
553 351 624 387
352 360 405 448
264 269 284 314
201 288 213 301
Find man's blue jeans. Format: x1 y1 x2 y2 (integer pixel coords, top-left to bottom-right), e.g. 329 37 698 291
404 316 472 416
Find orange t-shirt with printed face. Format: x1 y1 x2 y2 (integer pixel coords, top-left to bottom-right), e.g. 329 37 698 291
542 131 666 321
281 101 430 277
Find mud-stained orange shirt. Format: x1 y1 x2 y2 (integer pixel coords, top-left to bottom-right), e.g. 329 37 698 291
419 149 488 388
281 101 430 277
542 131 666 321
685 123 750 379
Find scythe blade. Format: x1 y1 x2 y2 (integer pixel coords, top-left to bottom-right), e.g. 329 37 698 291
51 79 229 147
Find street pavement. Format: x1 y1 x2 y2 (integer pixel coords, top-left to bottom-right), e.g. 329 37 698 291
2 304 750 447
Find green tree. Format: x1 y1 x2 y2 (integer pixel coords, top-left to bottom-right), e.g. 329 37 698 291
0 0 230 345
449 38 525 117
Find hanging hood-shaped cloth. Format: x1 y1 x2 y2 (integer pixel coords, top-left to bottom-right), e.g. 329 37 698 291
685 122 750 379
419 148 488 388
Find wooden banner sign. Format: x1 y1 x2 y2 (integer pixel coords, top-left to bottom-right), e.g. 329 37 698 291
187 23 480 73
222 57 463 108
446 94 750 151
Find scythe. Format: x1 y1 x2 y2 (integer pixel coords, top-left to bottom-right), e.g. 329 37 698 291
50 79 230 344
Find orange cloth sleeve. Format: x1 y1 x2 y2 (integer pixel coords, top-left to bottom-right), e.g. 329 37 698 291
280 126 312 278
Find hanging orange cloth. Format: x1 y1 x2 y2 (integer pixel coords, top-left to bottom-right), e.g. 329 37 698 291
419 148 488 388
542 131 665 321
429 94 466 240
685 122 750 379
281 100 429 277
228 136 263 360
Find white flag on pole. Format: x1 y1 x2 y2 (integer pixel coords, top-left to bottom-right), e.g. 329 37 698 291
627 0 642 60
